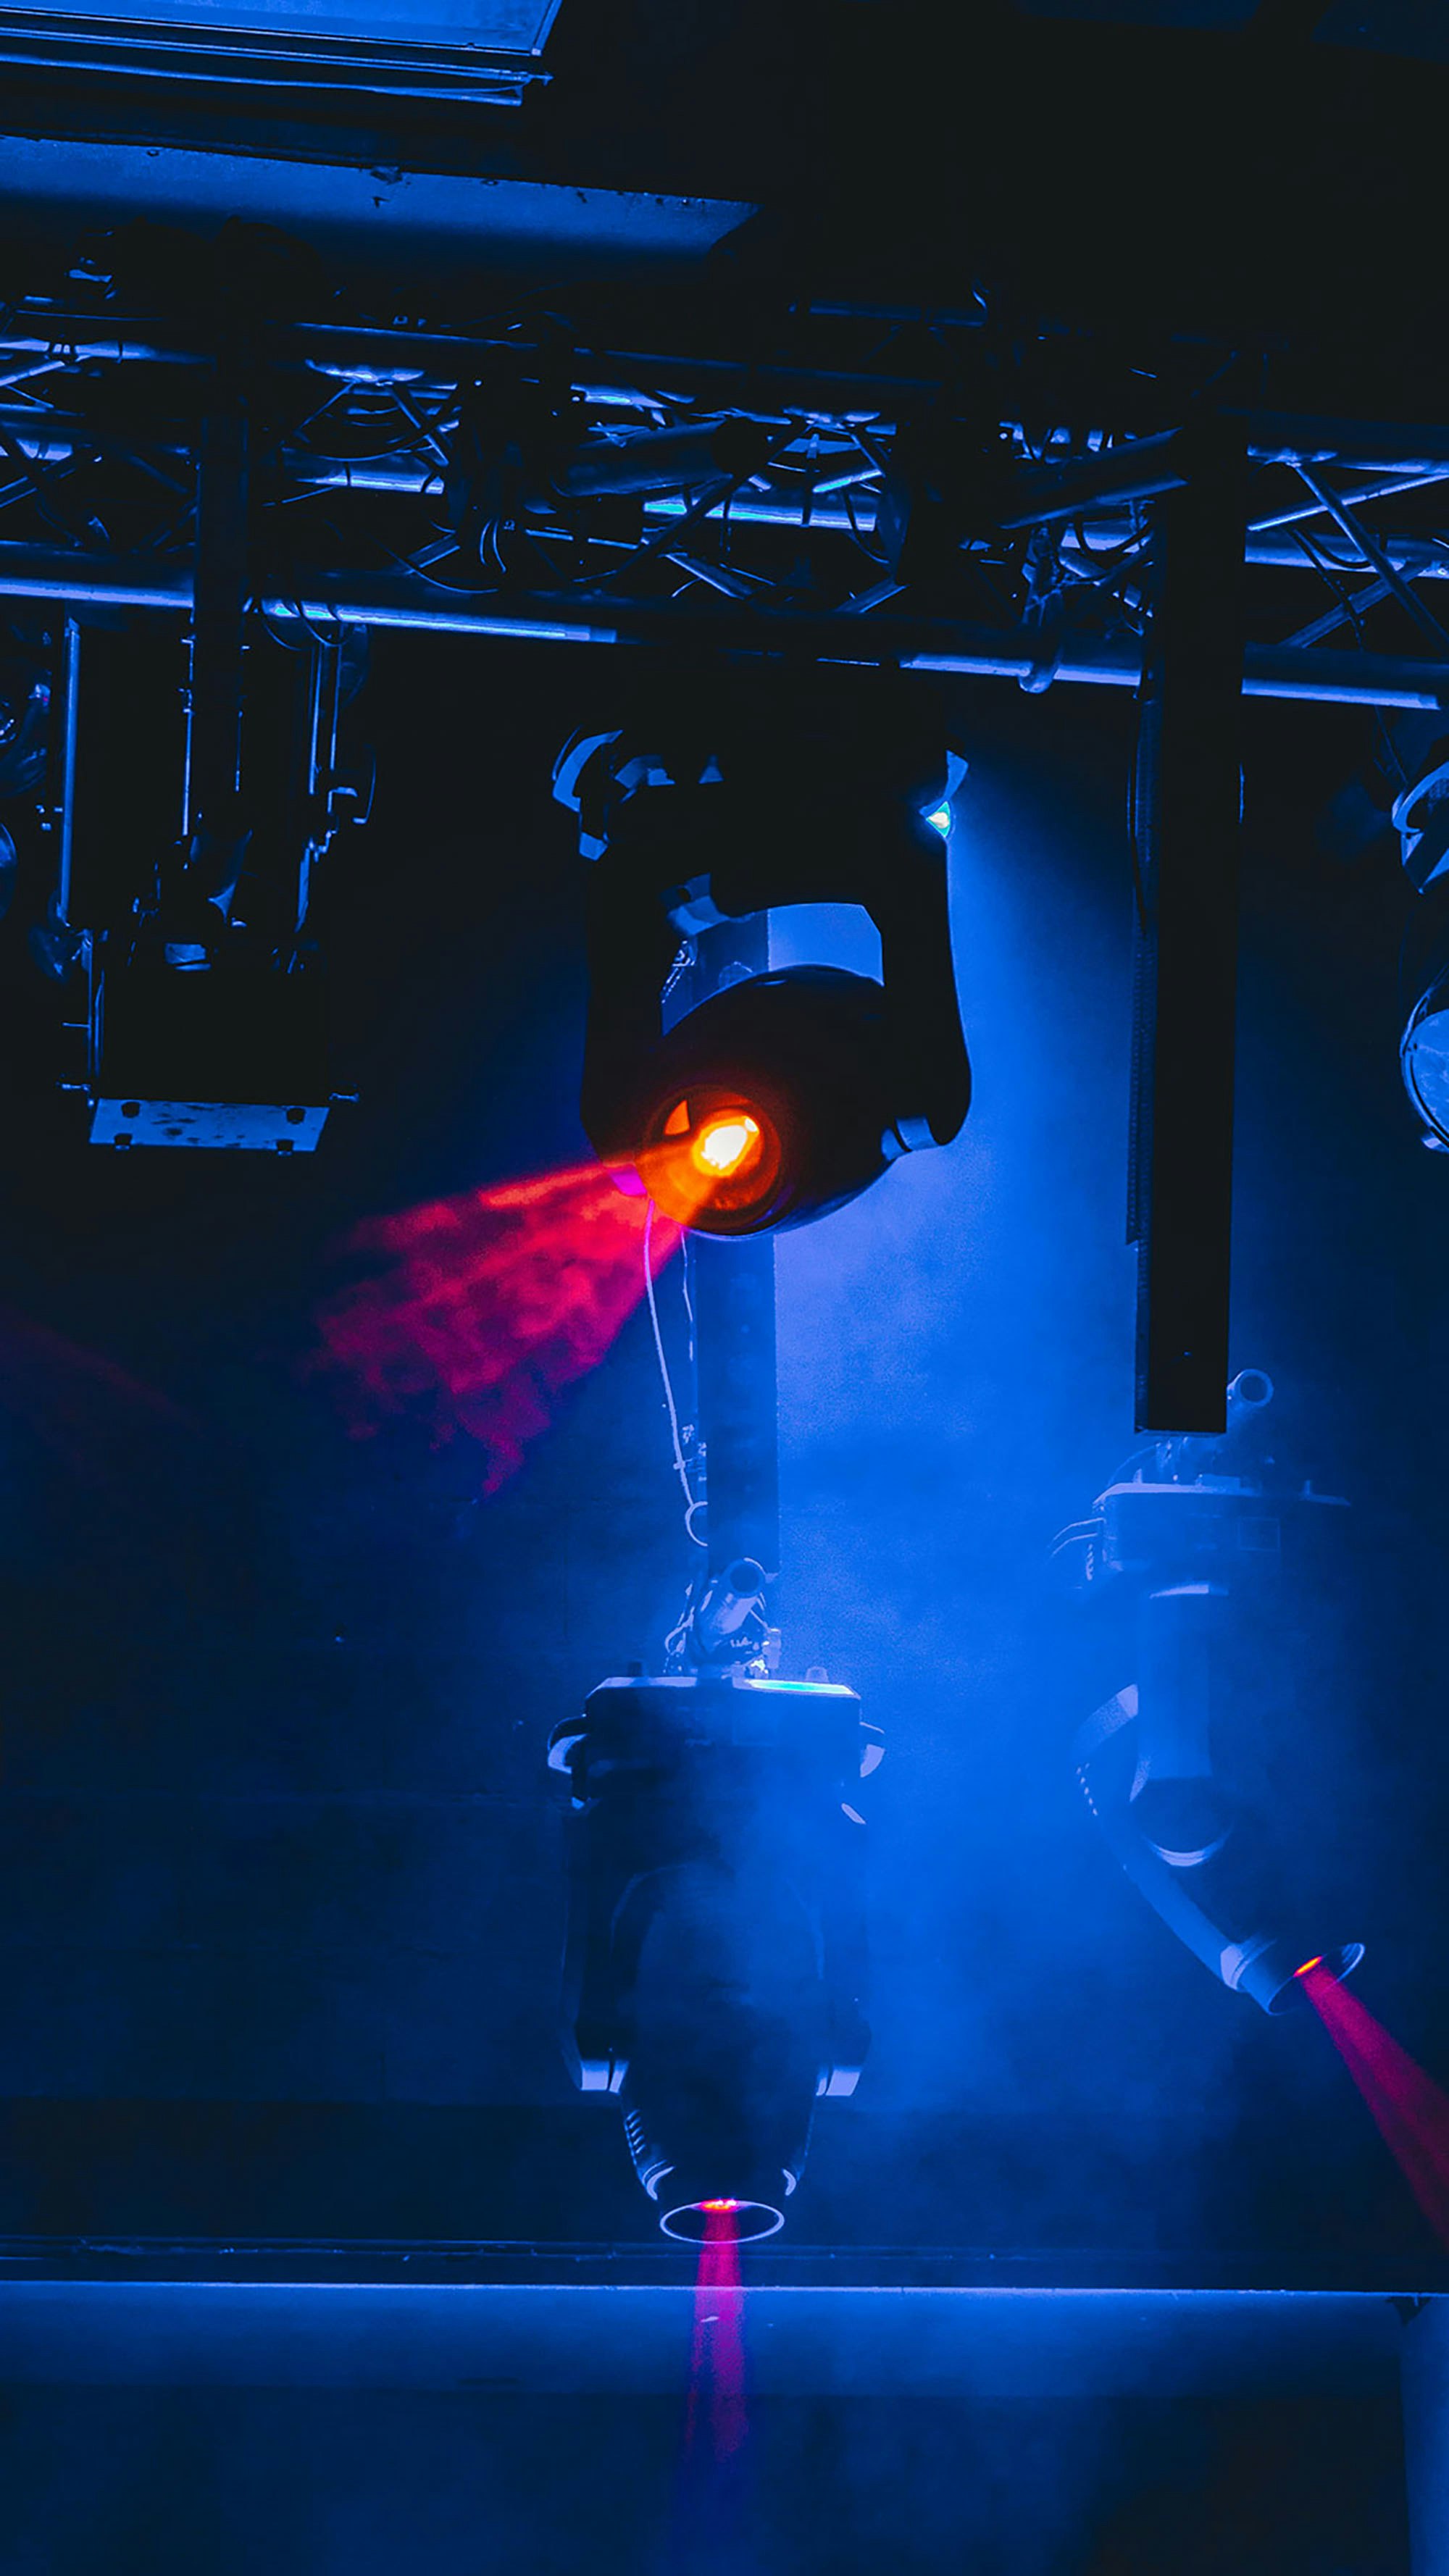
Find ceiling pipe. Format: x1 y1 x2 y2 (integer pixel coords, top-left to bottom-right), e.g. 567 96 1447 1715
0 548 1442 705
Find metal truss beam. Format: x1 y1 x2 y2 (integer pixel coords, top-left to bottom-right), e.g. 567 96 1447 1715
0 301 1447 711
0 550 1442 708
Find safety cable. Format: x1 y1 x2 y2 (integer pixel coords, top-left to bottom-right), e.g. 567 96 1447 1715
643 1198 708 1548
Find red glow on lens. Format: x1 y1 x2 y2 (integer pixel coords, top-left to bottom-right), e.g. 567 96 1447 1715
685 2202 747 2463
309 1164 680 1493
637 1096 783 1230
1300 1963 1449 2249
1294 1957 1324 1977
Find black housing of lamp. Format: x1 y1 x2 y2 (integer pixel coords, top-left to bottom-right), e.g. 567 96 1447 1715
548 1673 880 2239
1066 1372 1365 2015
554 692 971 1234
1394 740 1449 1147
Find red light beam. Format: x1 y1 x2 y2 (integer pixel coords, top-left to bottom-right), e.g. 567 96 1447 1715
1299 1962 1449 2250
308 1164 681 1493
685 2202 748 2464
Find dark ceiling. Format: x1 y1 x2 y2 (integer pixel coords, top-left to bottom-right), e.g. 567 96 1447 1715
0 0 1445 404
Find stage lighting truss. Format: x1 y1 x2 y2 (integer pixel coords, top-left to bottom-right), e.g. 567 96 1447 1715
1059 1371 1364 2015
7 275 1449 1173
0 280 1445 709
554 713 972 1234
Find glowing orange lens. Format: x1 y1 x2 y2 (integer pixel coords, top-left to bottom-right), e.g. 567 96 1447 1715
699 2199 741 2211
1295 1957 1324 1977
638 1097 782 1230
690 1116 761 1181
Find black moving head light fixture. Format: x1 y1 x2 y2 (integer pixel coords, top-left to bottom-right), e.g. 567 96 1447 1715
548 1670 879 2240
1311 709 1449 1155
1061 1371 1364 2014
553 686 971 1234
1392 723 1449 1150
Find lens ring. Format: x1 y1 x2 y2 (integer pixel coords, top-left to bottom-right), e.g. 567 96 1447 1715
659 2197 785 2245
638 1089 786 1231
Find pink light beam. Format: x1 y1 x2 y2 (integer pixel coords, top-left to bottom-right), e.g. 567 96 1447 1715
309 1164 680 1494
1299 1960 1449 2251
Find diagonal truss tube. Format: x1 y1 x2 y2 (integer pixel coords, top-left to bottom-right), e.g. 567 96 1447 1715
0 545 1444 704
1293 466 1449 658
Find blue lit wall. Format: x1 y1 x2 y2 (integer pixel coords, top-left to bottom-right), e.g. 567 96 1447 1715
770 687 1449 2258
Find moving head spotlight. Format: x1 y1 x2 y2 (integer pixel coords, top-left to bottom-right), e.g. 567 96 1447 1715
1314 711 1449 1153
1393 727 1449 1148
1063 1371 1364 2014
50 620 370 1150
553 698 970 1233
548 1671 877 2238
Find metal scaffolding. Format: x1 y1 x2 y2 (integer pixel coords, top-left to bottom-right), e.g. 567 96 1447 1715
0 302 1445 706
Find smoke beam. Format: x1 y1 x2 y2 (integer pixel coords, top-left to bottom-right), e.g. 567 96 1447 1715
1300 1962 1449 2249
685 2204 748 2464
309 1164 680 1492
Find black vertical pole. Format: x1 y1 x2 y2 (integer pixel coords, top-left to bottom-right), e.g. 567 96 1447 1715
1129 427 1248 1436
688 912 781 1585
187 391 250 846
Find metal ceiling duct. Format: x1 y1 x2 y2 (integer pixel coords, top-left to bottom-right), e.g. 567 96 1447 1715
0 0 561 101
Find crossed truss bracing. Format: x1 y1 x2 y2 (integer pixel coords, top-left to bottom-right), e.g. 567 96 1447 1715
0 297 1447 707
0 286 1419 1423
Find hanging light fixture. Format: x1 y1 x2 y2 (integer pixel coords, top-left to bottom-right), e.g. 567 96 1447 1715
554 696 971 1236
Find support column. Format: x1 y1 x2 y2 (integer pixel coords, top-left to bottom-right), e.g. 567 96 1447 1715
1129 426 1248 1434
187 393 250 847
687 912 780 1588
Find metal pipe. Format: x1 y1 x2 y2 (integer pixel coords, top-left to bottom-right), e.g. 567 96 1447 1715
1277 579 1391 651
9 314 1449 465
55 616 80 929
910 638 1449 708
1249 467 1449 534
555 420 769 498
1292 465 1449 658
998 430 1190 530
649 501 1449 584
9 451 1447 587
0 549 1445 704
8 319 1449 477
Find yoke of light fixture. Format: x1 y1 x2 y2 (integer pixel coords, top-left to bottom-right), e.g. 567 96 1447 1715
554 705 971 1236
